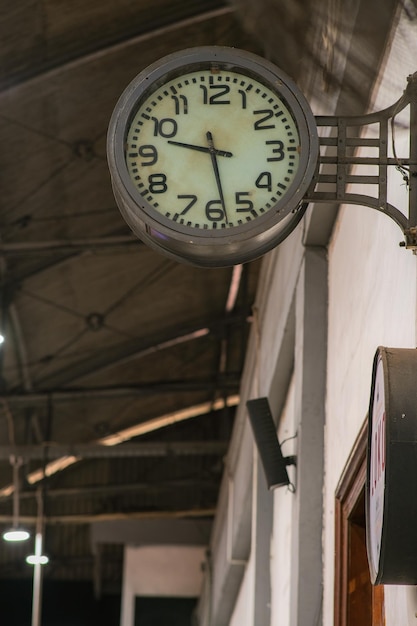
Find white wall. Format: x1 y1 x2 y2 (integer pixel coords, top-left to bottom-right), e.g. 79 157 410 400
270 375 296 626
198 11 417 626
229 548 255 626
323 10 417 625
120 545 205 626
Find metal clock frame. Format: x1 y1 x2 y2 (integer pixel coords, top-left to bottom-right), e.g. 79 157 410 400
107 47 319 267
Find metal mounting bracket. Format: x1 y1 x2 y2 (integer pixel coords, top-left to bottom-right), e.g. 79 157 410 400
304 72 417 249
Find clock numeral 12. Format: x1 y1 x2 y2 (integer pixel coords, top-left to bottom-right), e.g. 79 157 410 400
200 84 231 105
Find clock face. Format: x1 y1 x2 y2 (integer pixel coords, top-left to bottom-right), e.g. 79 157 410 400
367 353 386 582
108 47 318 266
124 69 300 230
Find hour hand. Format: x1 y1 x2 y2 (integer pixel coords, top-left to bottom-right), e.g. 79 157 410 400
167 139 232 158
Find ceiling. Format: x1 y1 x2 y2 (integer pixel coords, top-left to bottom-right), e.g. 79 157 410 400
1 0 409 611
0 0 265 594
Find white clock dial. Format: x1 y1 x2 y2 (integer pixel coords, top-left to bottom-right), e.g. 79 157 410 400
107 47 318 267
124 69 300 230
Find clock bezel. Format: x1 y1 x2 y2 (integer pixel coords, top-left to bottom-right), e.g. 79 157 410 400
107 46 319 266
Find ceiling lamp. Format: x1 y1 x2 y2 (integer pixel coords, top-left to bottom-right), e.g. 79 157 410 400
2 456 30 542
3 528 30 542
26 524 48 566
26 551 49 566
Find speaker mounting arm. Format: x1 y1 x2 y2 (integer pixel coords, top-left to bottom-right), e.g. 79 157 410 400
303 71 417 249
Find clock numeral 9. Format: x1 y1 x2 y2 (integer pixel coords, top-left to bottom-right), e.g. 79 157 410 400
151 117 178 138
206 200 225 222
148 173 167 194
138 145 158 166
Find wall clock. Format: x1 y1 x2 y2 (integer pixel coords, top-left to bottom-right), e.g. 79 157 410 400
107 47 318 267
366 346 417 584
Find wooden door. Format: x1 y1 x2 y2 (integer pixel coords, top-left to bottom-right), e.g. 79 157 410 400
334 421 385 626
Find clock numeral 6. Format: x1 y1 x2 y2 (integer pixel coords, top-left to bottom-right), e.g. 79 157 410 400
138 145 158 166
206 200 225 221
148 173 167 194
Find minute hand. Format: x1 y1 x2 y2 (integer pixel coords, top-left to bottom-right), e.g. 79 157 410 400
167 139 232 158
207 131 229 224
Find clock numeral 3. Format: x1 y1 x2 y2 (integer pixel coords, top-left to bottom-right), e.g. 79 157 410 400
148 173 168 194
266 140 285 162
206 200 225 221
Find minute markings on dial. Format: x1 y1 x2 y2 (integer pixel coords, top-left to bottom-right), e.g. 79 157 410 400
124 68 301 230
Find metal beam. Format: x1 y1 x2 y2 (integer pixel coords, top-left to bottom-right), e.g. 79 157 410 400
91 518 212 547
16 478 218 500
0 507 217 525
0 440 228 461
0 235 140 256
0 377 240 405
35 313 247 388
0 7 235 96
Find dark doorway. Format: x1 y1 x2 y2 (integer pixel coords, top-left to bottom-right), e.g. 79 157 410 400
0 580 121 626
134 596 197 626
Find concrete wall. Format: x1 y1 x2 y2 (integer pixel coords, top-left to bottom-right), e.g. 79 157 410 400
120 545 205 626
197 7 417 626
323 10 417 625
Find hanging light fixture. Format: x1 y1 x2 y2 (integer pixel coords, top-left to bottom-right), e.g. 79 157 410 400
2 456 30 542
26 532 49 566
26 491 49 564
27 488 48 626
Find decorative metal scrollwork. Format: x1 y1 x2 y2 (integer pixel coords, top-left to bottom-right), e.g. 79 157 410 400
304 72 417 249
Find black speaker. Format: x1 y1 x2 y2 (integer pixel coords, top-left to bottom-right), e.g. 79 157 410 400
246 397 295 490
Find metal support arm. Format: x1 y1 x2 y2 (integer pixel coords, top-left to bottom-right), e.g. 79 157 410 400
304 72 417 249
